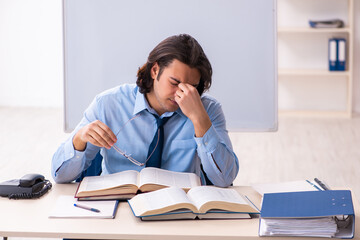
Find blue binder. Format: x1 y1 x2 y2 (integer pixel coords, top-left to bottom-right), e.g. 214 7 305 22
337 38 346 71
259 190 355 238
329 38 347 71
329 38 338 71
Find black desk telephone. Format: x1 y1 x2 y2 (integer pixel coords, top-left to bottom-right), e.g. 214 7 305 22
0 173 52 199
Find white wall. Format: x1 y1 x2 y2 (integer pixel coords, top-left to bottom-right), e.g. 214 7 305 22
354 1 360 113
278 0 360 113
0 0 359 113
0 0 63 107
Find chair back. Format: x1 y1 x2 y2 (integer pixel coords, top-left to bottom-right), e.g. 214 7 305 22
75 152 103 182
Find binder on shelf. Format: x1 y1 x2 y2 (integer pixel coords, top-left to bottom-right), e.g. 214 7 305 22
338 38 346 71
329 38 338 71
328 38 347 71
259 190 355 238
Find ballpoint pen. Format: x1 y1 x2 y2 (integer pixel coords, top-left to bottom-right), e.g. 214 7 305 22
306 180 321 191
314 178 329 191
74 203 101 213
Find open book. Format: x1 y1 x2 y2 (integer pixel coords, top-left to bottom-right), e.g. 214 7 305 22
75 167 201 200
128 186 260 220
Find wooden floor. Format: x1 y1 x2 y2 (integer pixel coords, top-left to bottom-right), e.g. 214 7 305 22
0 106 359 240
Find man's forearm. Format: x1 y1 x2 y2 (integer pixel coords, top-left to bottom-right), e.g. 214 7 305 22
192 113 212 137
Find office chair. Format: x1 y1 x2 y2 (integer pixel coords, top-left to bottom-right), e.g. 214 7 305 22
200 164 214 185
75 151 103 182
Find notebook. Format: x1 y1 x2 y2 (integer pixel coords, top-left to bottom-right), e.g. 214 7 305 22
49 195 119 219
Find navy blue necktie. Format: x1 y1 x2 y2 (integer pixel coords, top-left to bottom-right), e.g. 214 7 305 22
145 115 171 168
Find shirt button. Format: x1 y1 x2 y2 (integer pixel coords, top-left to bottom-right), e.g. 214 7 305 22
205 142 208 145
76 155 80 159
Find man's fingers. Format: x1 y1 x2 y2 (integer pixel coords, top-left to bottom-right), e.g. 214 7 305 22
87 127 112 149
87 134 102 148
84 121 117 149
96 121 117 142
178 82 190 91
94 123 116 149
175 89 184 99
176 83 198 98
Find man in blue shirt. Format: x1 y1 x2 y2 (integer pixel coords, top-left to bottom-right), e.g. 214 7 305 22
52 34 239 187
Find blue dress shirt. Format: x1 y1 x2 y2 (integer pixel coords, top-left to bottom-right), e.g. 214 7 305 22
51 84 239 187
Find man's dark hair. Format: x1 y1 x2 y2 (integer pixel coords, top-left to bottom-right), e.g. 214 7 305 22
136 34 212 95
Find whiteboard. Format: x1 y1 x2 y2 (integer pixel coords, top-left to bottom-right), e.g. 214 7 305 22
63 0 278 132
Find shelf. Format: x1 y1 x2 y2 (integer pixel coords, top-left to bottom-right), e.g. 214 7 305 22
278 27 351 34
277 0 353 118
278 69 350 77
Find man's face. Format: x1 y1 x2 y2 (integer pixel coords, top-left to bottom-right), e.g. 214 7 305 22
146 59 201 116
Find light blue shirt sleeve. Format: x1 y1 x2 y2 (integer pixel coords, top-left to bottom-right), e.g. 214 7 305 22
51 96 101 183
194 96 239 187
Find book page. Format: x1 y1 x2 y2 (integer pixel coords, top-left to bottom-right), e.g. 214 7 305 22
138 167 201 191
128 187 196 216
197 211 251 219
78 170 139 193
140 211 196 220
187 186 253 213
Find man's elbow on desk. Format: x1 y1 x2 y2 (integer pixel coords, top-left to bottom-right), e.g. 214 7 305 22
51 161 83 184
52 168 79 184
206 167 239 188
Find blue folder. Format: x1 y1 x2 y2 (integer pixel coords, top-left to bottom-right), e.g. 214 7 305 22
329 38 347 71
329 38 338 71
260 190 355 238
337 38 346 71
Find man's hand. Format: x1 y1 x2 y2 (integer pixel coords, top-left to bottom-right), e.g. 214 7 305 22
175 83 212 137
73 120 117 151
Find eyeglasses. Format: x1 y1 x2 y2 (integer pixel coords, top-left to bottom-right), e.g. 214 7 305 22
111 113 161 166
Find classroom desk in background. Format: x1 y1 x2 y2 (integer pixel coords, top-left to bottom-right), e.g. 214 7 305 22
0 183 359 240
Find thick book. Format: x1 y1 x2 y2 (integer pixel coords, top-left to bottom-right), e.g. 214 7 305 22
259 190 355 238
128 186 260 220
49 195 119 219
75 167 201 200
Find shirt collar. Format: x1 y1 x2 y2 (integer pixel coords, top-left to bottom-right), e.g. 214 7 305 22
133 88 147 116
133 88 183 118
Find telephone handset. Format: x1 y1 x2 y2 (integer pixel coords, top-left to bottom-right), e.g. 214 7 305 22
0 173 52 199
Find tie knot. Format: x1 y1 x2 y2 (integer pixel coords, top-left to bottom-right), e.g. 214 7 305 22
156 116 170 127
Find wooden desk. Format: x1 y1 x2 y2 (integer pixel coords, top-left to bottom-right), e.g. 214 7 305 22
0 183 359 240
